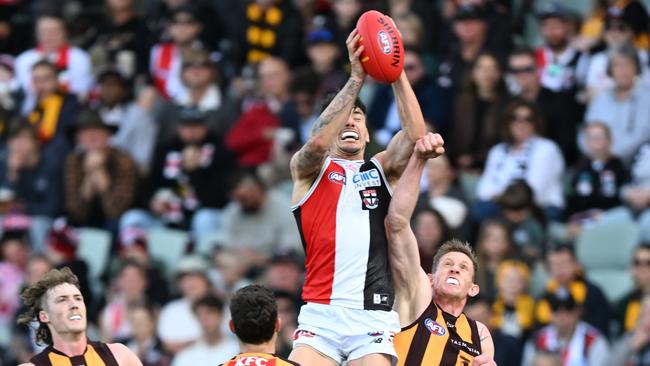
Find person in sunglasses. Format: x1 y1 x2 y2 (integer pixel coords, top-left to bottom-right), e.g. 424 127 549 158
616 244 650 335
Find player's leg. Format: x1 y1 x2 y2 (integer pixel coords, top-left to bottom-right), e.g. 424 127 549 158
347 353 393 366
289 344 339 366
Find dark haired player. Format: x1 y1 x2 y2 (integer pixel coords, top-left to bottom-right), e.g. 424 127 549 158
289 25 442 365
221 285 299 366
17 267 142 366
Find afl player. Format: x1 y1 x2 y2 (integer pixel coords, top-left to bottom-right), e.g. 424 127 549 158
17 267 142 366
289 28 439 366
385 134 496 366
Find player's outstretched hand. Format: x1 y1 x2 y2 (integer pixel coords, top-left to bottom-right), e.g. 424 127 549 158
346 29 366 82
414 132 445 160
471 353 496 366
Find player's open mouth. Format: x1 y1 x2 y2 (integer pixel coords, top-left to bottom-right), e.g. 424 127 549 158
69 315 82 321
446 277 460 286
341 131 360 141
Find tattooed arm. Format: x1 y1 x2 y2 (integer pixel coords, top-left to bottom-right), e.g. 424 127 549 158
290 29 366 201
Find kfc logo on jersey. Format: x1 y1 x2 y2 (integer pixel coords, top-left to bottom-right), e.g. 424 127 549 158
234 357 275 366
425 318 446 336
361 189 379 210
353 169 380 189
328 171 346 185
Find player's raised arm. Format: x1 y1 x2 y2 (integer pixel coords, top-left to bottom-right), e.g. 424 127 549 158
385 132 444 326
379 70 428 185
290 29 366 183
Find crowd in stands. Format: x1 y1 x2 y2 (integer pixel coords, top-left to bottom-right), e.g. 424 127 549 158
1 0 650 365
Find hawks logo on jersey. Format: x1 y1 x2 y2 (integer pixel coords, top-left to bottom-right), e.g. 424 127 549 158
361 189 379 210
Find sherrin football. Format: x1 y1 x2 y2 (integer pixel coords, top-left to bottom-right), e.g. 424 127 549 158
356 10 404 84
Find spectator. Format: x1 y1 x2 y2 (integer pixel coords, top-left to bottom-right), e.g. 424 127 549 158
0 55 19 137
9 254 52 364
0 123 63 247
99 260 149 342
491 260 535 341
530 351 563 366
566 123 627 218
150 6 205 99
436 4 496 92
368 47 451 142
507 46 581 165
221 169 301 260
476 99 565 221
273 290 299 358
289 67 319 144
535 3 588 164
171 295 239 366
14 13 93 114
585 10 650 99
157 255 212 354
226 57 291 167
261 251 304 298
84 0 153 80
584 43 650 164
450 52 510 171
237 0 304 67
304 25 346 101
465 295 522 366
210 247 253 297
536 244 611 338
25 60 80 160
329 0 363 59
158 48 238 142
524 290 609 366
497 181 547 264
122 106 236 237
609 295 650 366
621 142 650 242
92 69 158 173
416 154 469 232
607 0 650 51
42 218 94 316
617 244 650 335
124 302 171 366
412 207 451 273
475 218 517 301
64 108 138 230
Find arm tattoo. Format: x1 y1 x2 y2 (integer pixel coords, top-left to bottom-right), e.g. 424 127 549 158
310 78 362 136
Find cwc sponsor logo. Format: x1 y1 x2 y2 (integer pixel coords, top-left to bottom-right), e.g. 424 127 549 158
353 168 380 189
377 31 392 54
425 318 446 336
234 356 275 366
328 171 346 185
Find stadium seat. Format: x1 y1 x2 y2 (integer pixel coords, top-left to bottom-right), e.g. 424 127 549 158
575 218 640 271
195 231 225 256
587 269 634 303
146 228 189 278
76 228 112 295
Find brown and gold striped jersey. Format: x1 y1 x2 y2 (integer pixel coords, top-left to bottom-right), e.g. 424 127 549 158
30 341 119 366
394 301 482 366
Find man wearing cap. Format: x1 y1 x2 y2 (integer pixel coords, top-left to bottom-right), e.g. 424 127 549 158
157 254 213 354
305 26 346 99
535 2 588 165
150 5 206 99
63 108 137 230
120 106 236 238
523 290 609 366
585 9 650 98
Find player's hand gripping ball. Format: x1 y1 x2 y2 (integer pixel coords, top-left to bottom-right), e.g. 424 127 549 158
355 10 405 83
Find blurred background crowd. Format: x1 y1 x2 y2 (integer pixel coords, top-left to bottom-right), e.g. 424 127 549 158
1 0 650 365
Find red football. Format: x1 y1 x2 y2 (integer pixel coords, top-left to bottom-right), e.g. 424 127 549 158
356 10 404 84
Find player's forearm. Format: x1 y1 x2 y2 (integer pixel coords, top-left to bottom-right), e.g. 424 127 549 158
391 72 426 142
386 153 426 231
